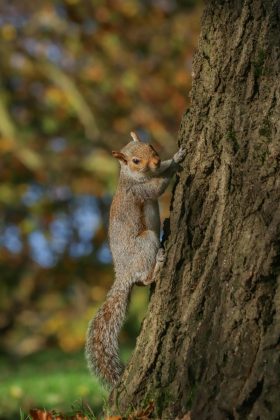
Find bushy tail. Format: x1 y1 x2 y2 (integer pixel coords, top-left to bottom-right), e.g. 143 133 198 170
85 284 131 387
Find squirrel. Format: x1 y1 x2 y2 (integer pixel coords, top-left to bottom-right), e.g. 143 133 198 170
85 131 186 387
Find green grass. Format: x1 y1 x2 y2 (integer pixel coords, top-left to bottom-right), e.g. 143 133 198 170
0 350 108 419
0 285 149 419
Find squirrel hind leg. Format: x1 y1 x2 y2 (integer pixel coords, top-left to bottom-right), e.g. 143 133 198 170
140 248 166 286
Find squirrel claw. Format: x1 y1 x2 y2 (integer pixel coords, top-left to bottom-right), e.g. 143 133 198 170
173 146 186 164
156 248 166 264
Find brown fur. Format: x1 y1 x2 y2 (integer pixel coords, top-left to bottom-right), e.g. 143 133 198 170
85 132 186 387
138 200 147 236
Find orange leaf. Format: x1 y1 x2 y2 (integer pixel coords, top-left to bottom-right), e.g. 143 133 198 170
104 416 122 420
29 409 53 420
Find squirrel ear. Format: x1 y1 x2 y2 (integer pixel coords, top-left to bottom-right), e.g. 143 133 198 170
112 151 128 164
130 131 141 142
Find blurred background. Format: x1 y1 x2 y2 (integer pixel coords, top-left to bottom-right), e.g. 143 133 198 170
0 0 201 417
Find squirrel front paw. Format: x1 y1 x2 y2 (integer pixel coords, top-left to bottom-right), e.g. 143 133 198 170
173 146 186 164
156 248 166 264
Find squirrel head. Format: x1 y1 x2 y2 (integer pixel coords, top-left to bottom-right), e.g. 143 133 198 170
112 132 161 178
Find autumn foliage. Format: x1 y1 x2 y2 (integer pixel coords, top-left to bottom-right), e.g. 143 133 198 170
0 0 201 359
1 0 201 417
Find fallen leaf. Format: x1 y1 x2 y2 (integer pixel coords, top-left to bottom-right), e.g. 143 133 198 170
30 409 53 420
104 416 122 420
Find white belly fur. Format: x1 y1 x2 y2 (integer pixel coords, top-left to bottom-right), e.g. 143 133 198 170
144 200 160 237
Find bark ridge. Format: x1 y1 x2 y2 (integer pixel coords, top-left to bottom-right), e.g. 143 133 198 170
112 1 280 419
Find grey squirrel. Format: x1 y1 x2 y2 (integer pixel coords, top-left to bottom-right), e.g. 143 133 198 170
85 131 186 387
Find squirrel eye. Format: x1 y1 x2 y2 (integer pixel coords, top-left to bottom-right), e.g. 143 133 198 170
132 158 140 164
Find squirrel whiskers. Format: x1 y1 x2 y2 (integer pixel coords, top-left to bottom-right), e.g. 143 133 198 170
85 131 186 387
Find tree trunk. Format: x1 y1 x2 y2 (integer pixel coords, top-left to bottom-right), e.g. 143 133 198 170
111 1 280 418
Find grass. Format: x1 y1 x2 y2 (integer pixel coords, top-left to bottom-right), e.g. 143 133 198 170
0 350 109 419
0 284 150 419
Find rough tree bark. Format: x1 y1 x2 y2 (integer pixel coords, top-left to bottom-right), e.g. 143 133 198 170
112 1 280 419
